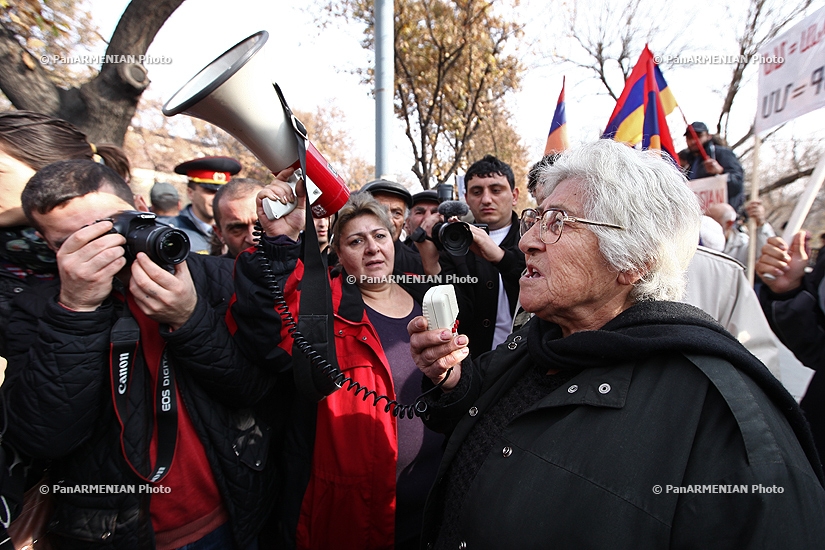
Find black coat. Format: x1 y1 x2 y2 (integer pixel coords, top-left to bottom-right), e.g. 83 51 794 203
438 212 524 358
760 249 825 465
5 254 277 549
420 303 825 549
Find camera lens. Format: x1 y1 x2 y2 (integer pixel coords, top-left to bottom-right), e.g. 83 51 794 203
157 230 190 265
126 225 190 268
439 221 473 256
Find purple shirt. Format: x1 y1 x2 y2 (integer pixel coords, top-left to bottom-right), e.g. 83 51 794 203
366 302 444 547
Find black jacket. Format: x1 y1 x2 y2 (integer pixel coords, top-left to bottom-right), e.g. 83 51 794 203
685 141 745 211
420 302 825 549
760 249 825 465
438 212 524 358
5 254 277 549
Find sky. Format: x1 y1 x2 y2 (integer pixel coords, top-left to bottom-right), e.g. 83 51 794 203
83 0 825 189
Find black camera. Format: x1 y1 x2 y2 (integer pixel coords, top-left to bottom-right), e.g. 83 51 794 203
431 220 488 256
109 211 190 268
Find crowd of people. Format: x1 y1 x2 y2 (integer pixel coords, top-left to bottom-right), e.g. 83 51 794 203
0 109 823 549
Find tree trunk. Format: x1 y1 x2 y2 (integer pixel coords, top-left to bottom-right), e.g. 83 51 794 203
0 0 186 146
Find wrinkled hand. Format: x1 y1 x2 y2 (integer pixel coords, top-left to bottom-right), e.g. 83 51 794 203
756 232 808 294
256 168 306 241
57 220 127 312
702 158 724 175
129 253 197 330
468 224 504 263
408 316 469 390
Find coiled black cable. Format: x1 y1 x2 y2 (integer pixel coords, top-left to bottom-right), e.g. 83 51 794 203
253 222 451 419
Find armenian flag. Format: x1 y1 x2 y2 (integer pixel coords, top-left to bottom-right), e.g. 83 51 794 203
602 45 677 145
641 57 678 161
544 77 569 155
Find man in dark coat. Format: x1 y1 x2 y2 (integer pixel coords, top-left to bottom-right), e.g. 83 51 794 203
684 121 745 211
436 155 525 358
5 160 278 549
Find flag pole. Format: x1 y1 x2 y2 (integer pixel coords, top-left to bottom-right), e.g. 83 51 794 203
747 133 761 286
676 106 710 162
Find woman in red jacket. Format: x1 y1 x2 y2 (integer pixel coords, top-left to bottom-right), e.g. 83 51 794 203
230 184 444 550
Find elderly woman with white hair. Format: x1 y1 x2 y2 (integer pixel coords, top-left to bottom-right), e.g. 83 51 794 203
410 140 825 549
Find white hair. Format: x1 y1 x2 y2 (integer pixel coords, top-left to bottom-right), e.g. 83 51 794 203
538 140 702 302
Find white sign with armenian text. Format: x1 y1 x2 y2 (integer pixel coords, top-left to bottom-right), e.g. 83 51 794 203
756 5 825 133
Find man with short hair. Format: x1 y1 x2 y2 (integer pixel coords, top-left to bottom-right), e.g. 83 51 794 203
435 155 525 358
6 159 276 549
149 181 181 224
526 153 560 200
314 215 331 253
212 177 266 259
170 156 242 254
684 122 745 211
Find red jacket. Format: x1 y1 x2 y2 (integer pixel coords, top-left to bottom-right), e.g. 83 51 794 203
280 260 402 550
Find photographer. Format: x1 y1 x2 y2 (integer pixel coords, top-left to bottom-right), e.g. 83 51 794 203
5 160 277 549
424 155 525 358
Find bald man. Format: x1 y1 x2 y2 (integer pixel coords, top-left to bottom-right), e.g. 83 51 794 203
707 200 775 266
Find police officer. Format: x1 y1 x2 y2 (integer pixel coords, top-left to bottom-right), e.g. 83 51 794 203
170 156 241 254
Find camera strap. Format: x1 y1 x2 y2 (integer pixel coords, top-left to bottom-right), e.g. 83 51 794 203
109 299 178 483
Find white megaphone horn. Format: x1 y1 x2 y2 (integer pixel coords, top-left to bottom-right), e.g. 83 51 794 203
162 30 349 219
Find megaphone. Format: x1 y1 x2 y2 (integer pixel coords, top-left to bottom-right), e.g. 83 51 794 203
162 31 349 219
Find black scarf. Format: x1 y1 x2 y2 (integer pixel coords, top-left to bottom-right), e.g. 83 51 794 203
527 300 824 483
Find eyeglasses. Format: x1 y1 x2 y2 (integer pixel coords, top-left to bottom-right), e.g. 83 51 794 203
519 208 625 244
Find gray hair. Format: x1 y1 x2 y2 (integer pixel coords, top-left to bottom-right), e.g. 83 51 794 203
537 140 701 302
331 191 395 252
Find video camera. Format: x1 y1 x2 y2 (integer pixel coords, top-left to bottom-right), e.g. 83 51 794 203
108 211 190 269
411 183 487 256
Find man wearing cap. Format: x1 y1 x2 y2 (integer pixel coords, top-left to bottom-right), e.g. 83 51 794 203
149 182 181 225
360 179 425 274
684 122 745 211
404 190 442 247
170 156 241 254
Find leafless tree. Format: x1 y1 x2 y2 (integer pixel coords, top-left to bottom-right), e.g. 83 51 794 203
0 0 186 145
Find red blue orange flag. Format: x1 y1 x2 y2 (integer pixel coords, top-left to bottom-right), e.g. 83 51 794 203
602 45 677 145
641 57 678 161
544 77 569 155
